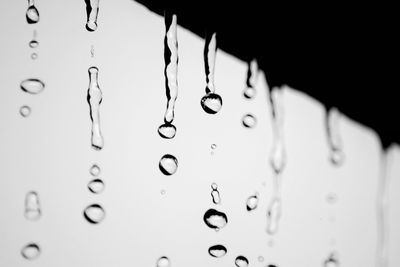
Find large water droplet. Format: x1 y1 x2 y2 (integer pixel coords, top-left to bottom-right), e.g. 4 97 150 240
211 183 221 204
203 208 228 230
266 197 281 235
158 123 176 139
24 191 41 221
88 179 105 194
246 193 259 211
208 244 227 258
156 256 170 267
20 79 45 94
89 164 101 177
235 256 249 267
87 66 104 150
85 0 100 31
242 114 257 128
159 154 178 175
21 243 40 260
83 204 105 224
201 93 222 114
20 105 31 117
324 252 339 267
26 2 39 24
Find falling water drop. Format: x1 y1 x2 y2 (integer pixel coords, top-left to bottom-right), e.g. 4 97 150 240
246 193 259 211
235 256 249 267
160 189 166 195
24 191 41 221
208 244 227 258
210 183 221 204
211 144 217 150
242 114 257 128
83 203 105 224
26 0 39 24
266 197 282 235
257 256 264 262
326 107 344 166
323 252 339 267
20 105 31 117
203 208 228 230
21 243 40 260
90 45 95 57
326 193 337 204
156 256 170 267
269 88 286 174
243 59 258 99
20 79 45 94
84 0 100 31
243 87 256 99
29 30 38 48
87 66 104 150
31 53 38 60
201 93 222 114
89 164 101 177
159 154 178 175
158 123 176 139
88 179 105 194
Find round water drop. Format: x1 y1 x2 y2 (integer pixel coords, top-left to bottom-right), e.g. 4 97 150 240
330 149 344 166
88 179 104 194
246 193 259 211
26 6 39 24
201 93 222 114
211 144 217 150
242 114 257 128
160 189 166 195
208 244 227 258
90 164 101 177
257 256 264 262
20 105 31 117
156 256 170 267
29 40 39 48
235 255 249 267
21 243 40 260
158 123 176 139
31 53 38 60
203 208 228 230
20 79 45 94
243 87 256 99
159 154 178 175
83 204 105 224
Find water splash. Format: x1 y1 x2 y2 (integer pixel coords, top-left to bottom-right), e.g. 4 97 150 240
210 183 221 204
203 208 228 230
88 179 105 194
89 164 101 177
24 191 41 221
20 78 45 94
21 243 40 260
84 0 100 31
242 114 257 128
29 30 38 48
246 192 259 211
26 0 39 24
87 66 104 150
326 107 345 166
156 256 170 267
208 244 227 258
235 255 249 267
83 203 105 224
20 105 31 117
159 154 178 175
158 14 178 139
243 59 258 99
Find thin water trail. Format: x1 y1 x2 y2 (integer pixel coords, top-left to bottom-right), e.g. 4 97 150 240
85 0 100 31
326 107 345 165
87 66 104 150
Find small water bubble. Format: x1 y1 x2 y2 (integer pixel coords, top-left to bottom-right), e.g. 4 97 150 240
89 164 101 177
85 0 100 31
324 252 339 267
243 87 256 99
235 255 249 267
29 40 39 48
83 203 105 224
257 256 264 262
208 244 227 258
31 53 38 60
211 183 221 204
88 179 104 194
21 243 40 260
26 4 39 24
201 93 222 114
159 154 178 175
242 114 257 128
158 123 176 139
203 208 228 230
246 193 259 211
20 105 31 117
20 78 45 94
24 191 41 221
156 256 170 267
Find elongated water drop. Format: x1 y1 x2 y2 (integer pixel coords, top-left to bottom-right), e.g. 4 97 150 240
88 179 104 194
83 203 105 224
266 197 282 235
203 208 228 230
90 45 95 57
235 256 249 267
20 105 31 117
159 154 178 175
89 164 101 177
87 66 104 150
24 191 41 221
85 0 100 31
156 256 170 267
326 107 344 166
26 0 39 24
243 59 258 99
324 252 339 267
208 244 227 258
246 193 259 211
29 30 38 48
21 243 40 260
242 114 257 128
20 79 45 94
211 183 221 204
269 88 286 174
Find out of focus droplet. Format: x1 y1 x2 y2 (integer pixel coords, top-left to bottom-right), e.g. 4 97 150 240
90 164 101 177
21 243 40 260
20 105 31 117
159 154 178 175
326 193 337 204
83 204 105 224
156 256 170 267
203 208 228 230
257 256 264 262
88 179 104 194
208 244 227 258
324 252 339 267
31 53 38 60
24 191 41 221
235 255 249 267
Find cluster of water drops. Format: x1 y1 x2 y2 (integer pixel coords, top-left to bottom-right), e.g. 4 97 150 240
241 59 259 128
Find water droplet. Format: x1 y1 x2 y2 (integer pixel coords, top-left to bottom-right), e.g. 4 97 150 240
89 164 101 177
257 256 264 262
83 204 105 224
88 179 104 194
246 193 259 211
29 40 39 48
24 191 41 221
326 193 337 204
201 93 222 114
160 189 166 195
211 183 221 204
20 105 31 117
267 265 277 267
269 88 286 174
324 252 339 267
243 59 258 99
326 107 344 166
20 78 45 94
26 2 39 24
235 255 249 267
21 243 40 260
87 66 104 150
208 244 227 258
31 53 38 60
242 114 257 128
330 149 345 166
159 154 178 175
211 144 217 150
158 123 176 139
156 256 170 267
85 0 100 31
203 208 228 230
243 87 256 99
266 197 281 235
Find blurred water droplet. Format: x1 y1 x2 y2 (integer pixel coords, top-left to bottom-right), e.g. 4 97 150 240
83 204 105 224
21 243 40 260
87 66 104 150
26 1 39 24
159 154 178 175
203 208 227 230
20 105 31 117
24 191 41 221
85 0 100 31
90 45 95 57
211 144 217 150
266 197 281 235
31 53 38 60
29 40 38 48
243 59 258 99
201 93 222 114
326 193 337 204
88 179 104 194
269 88 286 174
324 252 339 267
326 107 344 166
243 87 256 99
156 256 170 267
257 256 264 262
158 123 176 139
20 79 45 94
89 164 101 177
330 149 345 166
208 244 227 258
246 193 259 211
235 255 249 267
160 189 166 195
242 114 257 128
211 183 221 204
267 265 277 267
